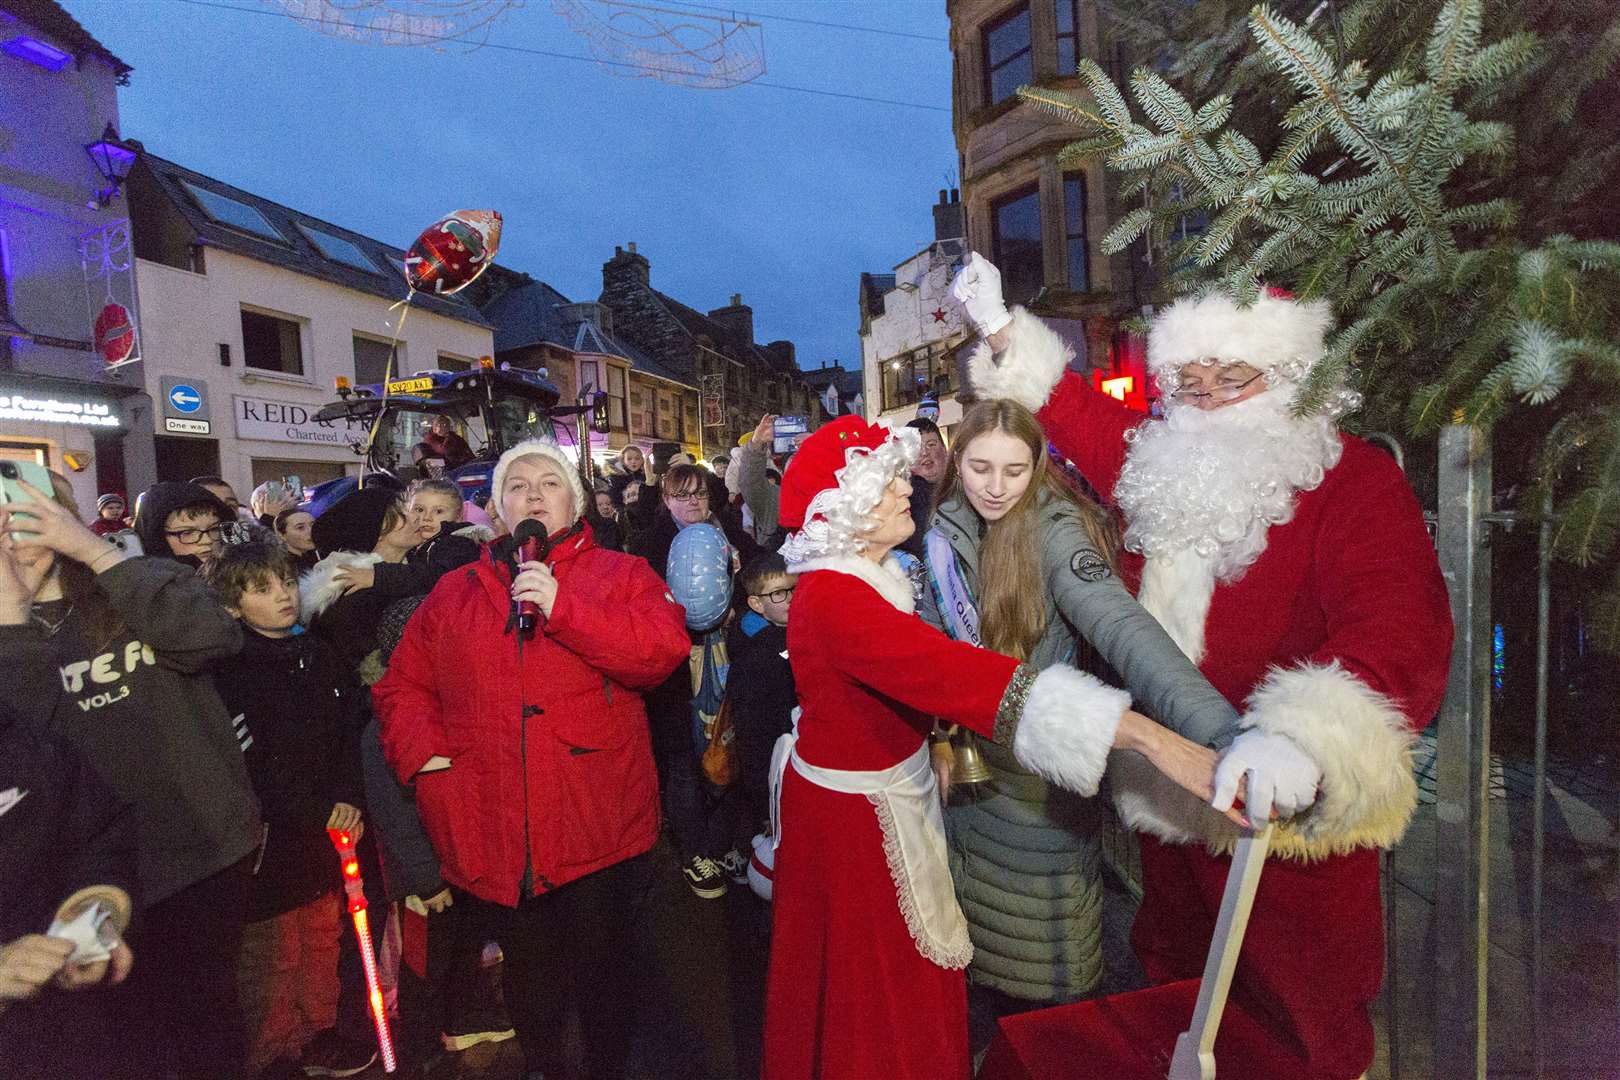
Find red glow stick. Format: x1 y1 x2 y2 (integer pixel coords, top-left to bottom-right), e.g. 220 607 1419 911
329 828 397 1074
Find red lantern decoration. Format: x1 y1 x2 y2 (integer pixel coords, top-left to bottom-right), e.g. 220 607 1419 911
94 301 135 366
402 209 502 296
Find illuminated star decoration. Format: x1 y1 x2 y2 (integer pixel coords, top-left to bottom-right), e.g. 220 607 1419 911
931 307 947 323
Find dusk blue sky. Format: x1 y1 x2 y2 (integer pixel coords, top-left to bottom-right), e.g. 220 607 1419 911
70 0 957 375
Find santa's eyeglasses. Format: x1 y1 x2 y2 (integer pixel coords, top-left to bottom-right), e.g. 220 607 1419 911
1168 369 1266 403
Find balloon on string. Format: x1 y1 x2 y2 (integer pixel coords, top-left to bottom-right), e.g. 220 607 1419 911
667 522 733 632
402 209 502 296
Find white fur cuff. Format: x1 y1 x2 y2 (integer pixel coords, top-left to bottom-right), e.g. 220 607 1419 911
1243 662 1419 849
964 307 1072 412
1011 666 1130 797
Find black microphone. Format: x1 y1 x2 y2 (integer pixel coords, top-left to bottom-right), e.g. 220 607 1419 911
512 518 548 633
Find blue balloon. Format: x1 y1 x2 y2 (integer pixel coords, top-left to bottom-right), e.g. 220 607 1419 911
667 522 733 631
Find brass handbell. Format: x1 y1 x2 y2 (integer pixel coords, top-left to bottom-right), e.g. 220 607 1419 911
948 725 993 786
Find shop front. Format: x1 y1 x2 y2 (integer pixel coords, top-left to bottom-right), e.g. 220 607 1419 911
0 373 147 514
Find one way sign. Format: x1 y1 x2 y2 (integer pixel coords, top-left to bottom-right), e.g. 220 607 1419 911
160 376 211 425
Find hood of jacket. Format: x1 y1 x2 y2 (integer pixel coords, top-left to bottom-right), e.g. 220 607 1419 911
132 482 233 562
300 551 384 625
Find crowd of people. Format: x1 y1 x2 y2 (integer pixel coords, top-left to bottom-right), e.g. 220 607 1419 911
0 254 1451 1080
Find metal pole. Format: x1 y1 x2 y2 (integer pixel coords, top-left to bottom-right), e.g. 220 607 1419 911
1531 487 1553 1078
1384 848 1401 1080
1432 423 1493 1079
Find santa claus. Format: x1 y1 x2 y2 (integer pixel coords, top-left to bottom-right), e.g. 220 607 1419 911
949 254 1453 1079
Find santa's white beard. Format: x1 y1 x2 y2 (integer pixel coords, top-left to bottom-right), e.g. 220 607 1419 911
1115 388 1343 581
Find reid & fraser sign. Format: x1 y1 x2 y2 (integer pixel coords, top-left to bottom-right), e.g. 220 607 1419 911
234 394 368 446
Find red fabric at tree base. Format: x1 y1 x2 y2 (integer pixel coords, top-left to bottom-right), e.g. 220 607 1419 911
978 980 1313 1080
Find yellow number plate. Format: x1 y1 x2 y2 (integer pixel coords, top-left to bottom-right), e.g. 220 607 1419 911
386 377 435 394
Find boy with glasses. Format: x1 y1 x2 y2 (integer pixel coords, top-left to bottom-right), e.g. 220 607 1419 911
132 481 238 570
725 553 799 886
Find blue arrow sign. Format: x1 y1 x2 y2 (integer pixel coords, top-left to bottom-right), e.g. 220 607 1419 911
168 384 202 413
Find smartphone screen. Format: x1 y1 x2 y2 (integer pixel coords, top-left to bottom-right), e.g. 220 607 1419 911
773 415 808 456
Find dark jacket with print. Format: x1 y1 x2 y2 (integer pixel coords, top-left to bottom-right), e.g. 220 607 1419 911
213 628 367 921
22 557 259 907
0 624 137 941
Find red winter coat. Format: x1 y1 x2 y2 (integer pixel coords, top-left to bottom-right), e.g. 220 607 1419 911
373 528 689 906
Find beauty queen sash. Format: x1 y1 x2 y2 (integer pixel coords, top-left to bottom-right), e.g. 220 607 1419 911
924 528 980 647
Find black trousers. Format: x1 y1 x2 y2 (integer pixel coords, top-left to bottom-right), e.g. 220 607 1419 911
454 852 652 1080
119 857 252 1080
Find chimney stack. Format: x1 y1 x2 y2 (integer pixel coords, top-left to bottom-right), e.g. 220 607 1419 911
933 187 965 242
708 293 755 347
603 242 650 289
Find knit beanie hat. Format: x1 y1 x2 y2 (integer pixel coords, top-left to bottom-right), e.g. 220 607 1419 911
97 493 125 511
489 439 586 530
312 486 399 558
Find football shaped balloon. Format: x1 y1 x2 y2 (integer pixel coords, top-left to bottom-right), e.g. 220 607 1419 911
667 522 733 631
403 209 502 295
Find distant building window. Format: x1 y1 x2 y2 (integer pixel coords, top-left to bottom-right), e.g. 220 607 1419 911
183 182 285 243
353 334 396 385
1055 0 1082 73
299 223 381 275
881 343 956 413
1063 174 1089 293
607 365 627 430
991 185 1044 303
241 309 304 376
983 4 1033 105
437 352 473 372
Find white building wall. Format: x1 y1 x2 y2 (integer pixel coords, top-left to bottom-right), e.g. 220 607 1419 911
860 244 967 431
136 248 492 498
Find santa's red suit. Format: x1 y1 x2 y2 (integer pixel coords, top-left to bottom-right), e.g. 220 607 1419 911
761 415 1149 1080
968 293 1453 1078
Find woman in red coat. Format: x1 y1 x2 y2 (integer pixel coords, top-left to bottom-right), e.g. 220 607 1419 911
762 416 1237 1080
373 438 689 1080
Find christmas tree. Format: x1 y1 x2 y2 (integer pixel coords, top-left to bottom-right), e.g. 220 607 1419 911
1022 0 1620 649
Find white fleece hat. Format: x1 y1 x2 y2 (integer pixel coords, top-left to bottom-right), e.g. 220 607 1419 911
1147 286 1333 380
490 439 586 529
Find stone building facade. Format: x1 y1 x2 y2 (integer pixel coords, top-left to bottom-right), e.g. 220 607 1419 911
948 0 1155 413
597 243 822 455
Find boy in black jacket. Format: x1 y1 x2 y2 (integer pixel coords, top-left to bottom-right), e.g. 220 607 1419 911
207 543 367 1078
726 553 799 875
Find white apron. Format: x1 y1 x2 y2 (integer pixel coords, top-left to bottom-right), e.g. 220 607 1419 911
769 719 972 971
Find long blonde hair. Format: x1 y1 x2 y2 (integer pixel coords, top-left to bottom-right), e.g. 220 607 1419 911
938 400 1119 661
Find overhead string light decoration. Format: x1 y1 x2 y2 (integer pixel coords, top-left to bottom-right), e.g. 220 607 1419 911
552 0 765 88
271 0 521 49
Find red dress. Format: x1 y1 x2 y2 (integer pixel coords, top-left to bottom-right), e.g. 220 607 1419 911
763 556 1019 1080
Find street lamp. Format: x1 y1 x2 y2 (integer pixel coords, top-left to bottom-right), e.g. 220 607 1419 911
84 124 137 208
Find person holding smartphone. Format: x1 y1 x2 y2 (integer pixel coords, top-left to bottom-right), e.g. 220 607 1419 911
0 473 260 1080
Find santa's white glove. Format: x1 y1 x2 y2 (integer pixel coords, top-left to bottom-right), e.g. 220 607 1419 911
948 253 1013 338
1211 730 1321 822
